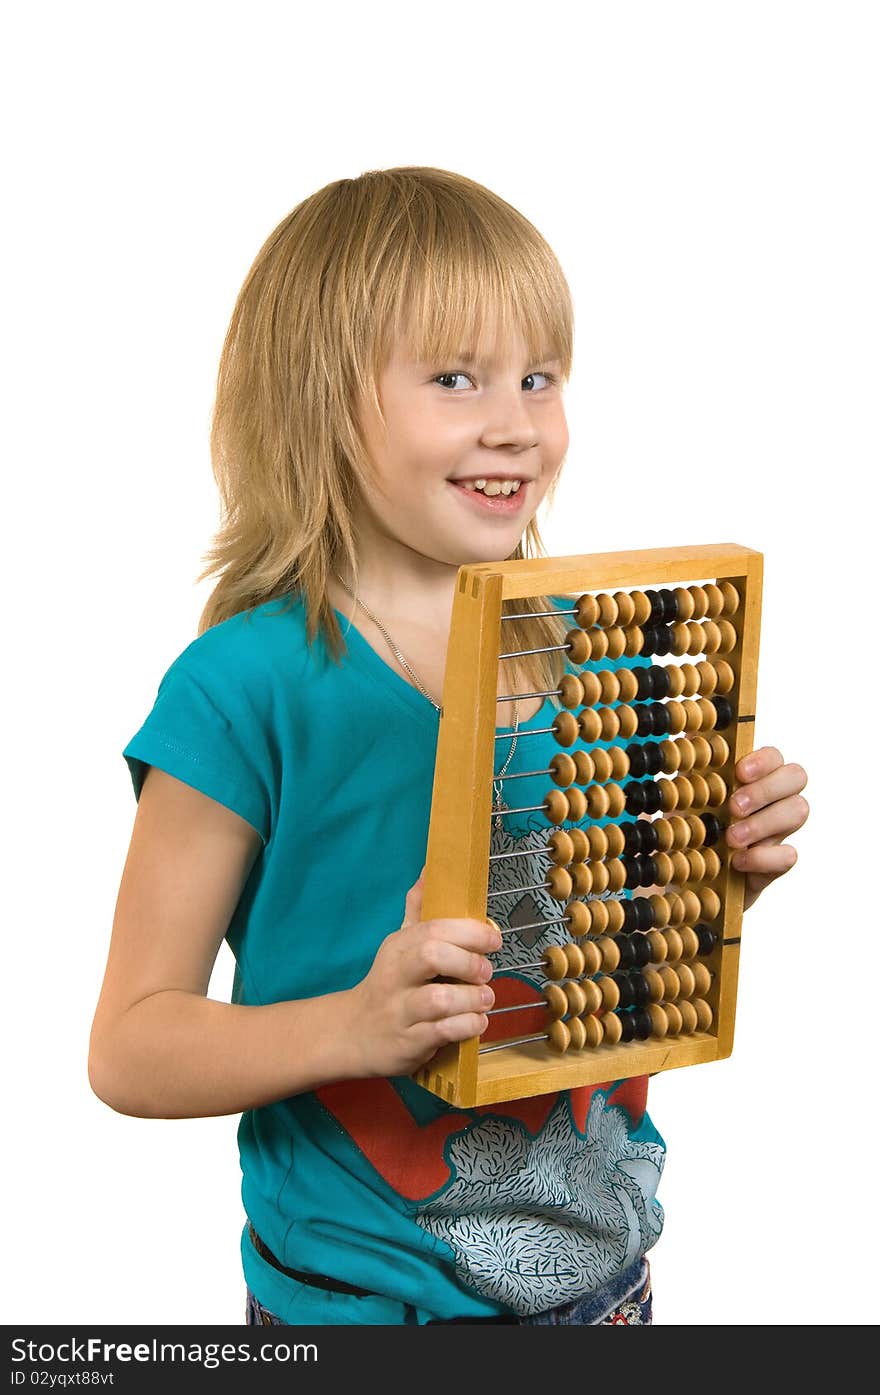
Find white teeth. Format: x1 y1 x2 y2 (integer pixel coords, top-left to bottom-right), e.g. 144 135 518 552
474 479 487 489
464 481 478 491
483 481 503 495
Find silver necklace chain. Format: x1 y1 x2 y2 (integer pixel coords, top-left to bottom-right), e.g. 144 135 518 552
333 571 520 828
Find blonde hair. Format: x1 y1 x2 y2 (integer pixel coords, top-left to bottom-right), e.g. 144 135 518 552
197 165 573 700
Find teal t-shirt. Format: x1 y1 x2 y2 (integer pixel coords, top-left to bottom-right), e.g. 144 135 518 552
122 593 666 1324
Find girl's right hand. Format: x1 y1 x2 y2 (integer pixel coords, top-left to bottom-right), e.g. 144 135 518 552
346 869 502 1078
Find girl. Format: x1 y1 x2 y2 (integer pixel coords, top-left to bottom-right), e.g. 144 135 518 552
89 166 809 1326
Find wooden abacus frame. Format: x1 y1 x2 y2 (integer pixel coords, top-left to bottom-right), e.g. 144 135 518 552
413 543 763 1107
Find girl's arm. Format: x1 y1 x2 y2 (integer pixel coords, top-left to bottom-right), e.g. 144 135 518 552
89 767 361 1119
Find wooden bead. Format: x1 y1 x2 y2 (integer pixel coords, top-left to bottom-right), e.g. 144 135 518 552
703 583 724 619
652 817 674 852
568 828 590 862
566 628 591 663
706 773 727 807
570 862 593 896
693 998 714 1030
712 660 735 694
663 1001 683 1035
579 980 603 1015
615 704 639 739
581 1013 603 1047
597 670 621 705
617 669 638 703
686 620 704 655
578 709 602 743
606 859 627 894
648 894 671 928
681 699 702 733
586 785 610 820
692 963 712 996
610 747 630 781
599 708 620 742
674 775 695 810
699 887 722 921
719 581 740 615
545 789 570 825
575 594 599 628
675 738 696 773
567 901 591 937
665 664 686 698
678 889 702 923
653 851 674 884
688 586 708 620
587 860 609 895
595 935 621 971
673 587 695 621
566 788 588 821
578 940 601 976
667 815 689 850
552 711 579 747
547 1019 571 1053
604 899 626 933
680 663 701 697
678 999 698 1033
684 813 706 848
666 893 686 926
573 750 595 784
567 1015 587 1050
624 626 645 657
660 738 682 773
550 753 577 787
696 697 717 731
588 899 610 935
702 848 721 879
546 866 574 901
691 736 712 769
678 925 700 960
548 829 575 864
670 622 691 656
605 824 626 858
590 629 609 662
690 773 710 809
665 700 687 734
708 733 730 766
614 591 636 626
629 591 651 625
658 779 679 813
591 748 612 782
646 928 668 962
579 671 602 707
543 945 569 980
717 619 738 654
605 785 626 819
544 984 568 1018
602 1011 623 1045
702 620 722 655
565 981 588 1014
597 593 618 627
586 826 608 860
559 674 585 708
605 627 627 660
647 1002 669 1038
695 660 717 696
643 968 664 1002
664 927 684 963
658 966 681 999
599 975 620 1010
676 963 696 998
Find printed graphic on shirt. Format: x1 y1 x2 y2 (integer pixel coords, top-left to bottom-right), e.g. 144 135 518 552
314 818 665 1316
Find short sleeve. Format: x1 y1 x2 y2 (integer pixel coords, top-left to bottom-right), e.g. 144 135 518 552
122 658 272 847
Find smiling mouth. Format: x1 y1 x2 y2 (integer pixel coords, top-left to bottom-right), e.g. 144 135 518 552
448 478 530 511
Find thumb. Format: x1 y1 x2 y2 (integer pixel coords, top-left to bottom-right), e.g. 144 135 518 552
400 865 427 929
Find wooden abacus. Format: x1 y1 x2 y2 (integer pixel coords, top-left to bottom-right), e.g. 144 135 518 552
413 543 763 1107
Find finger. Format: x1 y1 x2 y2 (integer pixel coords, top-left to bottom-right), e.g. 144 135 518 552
400 878 424 929
408 980 495 1028
729 760 808 819
726 792 810 850
730 840 798 875
409 917 503 954
412 937 497 987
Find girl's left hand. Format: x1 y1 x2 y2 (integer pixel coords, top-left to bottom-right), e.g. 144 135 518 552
726 746 809 911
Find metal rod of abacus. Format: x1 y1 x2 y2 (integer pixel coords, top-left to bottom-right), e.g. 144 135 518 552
491 801 550 817
496 689 558 703
486 879 556 900
494 725 563 741
487 1000 553 1017
499 642 572 660
489 846 552 862
501 608 579 621
492 767 550 782
479 1031 558 1055
496 913 566 936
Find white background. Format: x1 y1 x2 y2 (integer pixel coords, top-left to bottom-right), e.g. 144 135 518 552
4 1 877 1328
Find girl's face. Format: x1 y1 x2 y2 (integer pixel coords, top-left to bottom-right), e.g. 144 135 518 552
353 321 569 571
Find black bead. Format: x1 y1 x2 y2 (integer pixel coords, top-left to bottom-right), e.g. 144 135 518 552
623 821 645 854
640 857 657 887
622 855 642 889
626 745 650 778
619 1012 637 1043
632 1006 654 1039
613 971 636 1008
629 971 651 1007
634 897 655 930
650 704 670 736
712 695 734 730
645 589 664 623
635 705 655 738
639 822 659 854
659 590 678 623
695 924 718 956
621 901 640 932
640 627 657 656
700 813 724 846
630 935 652 968
613 933 637 970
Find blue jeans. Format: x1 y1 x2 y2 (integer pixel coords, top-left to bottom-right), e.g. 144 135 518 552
245 1257 652 1326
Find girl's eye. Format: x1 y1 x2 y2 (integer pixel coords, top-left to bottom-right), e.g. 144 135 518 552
433 370 558 392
